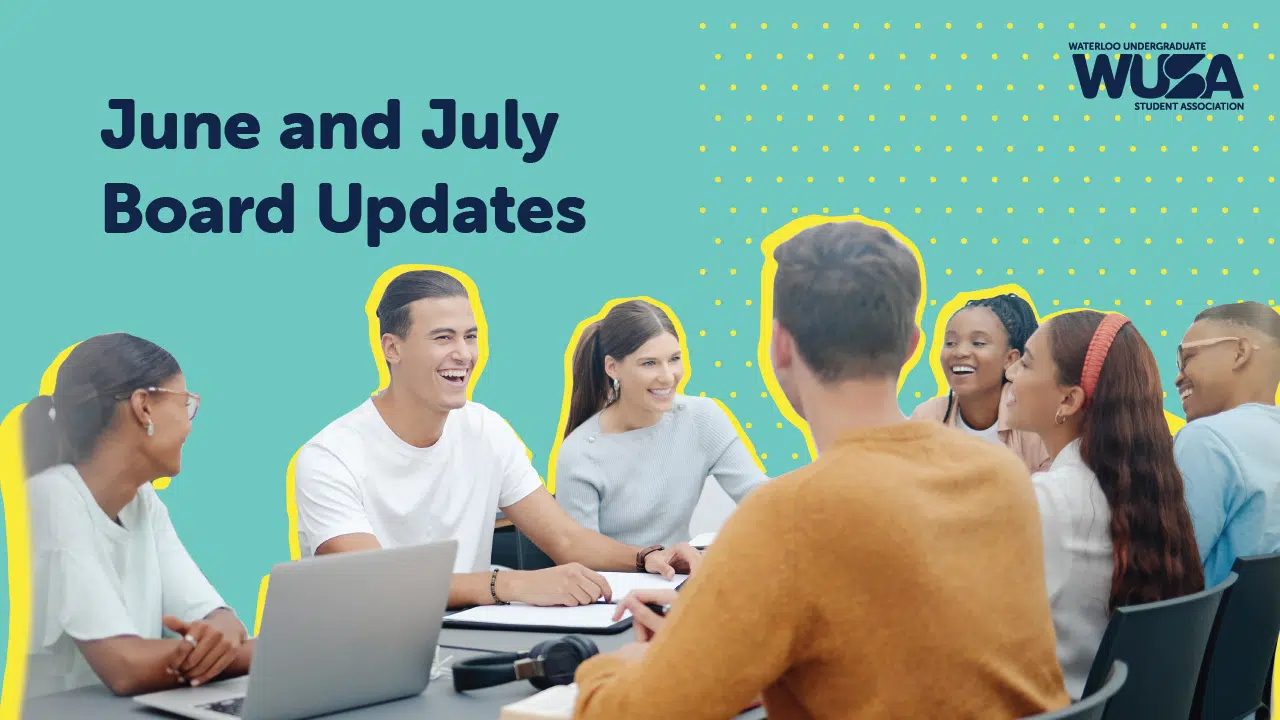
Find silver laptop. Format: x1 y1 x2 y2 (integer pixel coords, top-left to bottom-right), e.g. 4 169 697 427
134 540 457 720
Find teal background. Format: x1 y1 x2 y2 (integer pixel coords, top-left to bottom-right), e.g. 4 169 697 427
1 0 1276 700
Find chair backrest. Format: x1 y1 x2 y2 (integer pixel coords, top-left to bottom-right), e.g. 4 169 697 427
1192 552 1280 720
1025 662 1128 720
1082 573 1237 720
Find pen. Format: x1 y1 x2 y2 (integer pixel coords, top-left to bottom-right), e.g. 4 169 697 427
643 602 671 617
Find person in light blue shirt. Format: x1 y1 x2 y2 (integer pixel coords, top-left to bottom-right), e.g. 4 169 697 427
1172 301 1280 587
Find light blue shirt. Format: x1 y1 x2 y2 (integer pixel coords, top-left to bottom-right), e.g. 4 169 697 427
1174 403 1280 587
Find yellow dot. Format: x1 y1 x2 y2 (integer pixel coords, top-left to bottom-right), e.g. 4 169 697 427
1099 22 1106 28
884 22 890 29
976 22 983 28
992 53 999 60
715 360 723 367
945 84 953 91
760 145 767 152
977 83 984 90
729 84 736 91
701 84 708 91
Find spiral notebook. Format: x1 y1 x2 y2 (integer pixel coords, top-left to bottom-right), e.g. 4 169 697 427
442 572 687 634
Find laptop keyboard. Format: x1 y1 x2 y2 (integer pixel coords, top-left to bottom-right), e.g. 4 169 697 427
199 696 245 716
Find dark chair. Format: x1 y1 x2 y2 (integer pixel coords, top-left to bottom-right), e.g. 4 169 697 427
513 527 556 570
490 523 557 571
1024 661 1128 719
1081 573 1237 720
1192 552 1280 720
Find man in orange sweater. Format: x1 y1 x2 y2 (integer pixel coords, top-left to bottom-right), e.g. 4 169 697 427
573 220 1071 718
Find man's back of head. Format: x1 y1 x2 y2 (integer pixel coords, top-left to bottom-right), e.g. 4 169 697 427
772 220 921 382
769 221 922 430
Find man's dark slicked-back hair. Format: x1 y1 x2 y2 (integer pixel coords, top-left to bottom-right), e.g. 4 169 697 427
377 270 468 339
1194 301 1280 343
772 220 922 381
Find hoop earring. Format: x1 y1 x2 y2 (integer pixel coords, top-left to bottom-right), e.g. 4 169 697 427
1054 409 1066 426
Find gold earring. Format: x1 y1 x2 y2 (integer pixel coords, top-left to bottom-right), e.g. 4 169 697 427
1054 409 1066 426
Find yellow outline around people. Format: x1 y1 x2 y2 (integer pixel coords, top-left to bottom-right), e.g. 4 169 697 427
0 251 1275 714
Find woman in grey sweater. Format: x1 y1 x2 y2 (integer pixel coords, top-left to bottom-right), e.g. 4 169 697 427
554 299 768 548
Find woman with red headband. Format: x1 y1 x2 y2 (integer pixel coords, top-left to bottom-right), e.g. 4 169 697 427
1004 310 1204 699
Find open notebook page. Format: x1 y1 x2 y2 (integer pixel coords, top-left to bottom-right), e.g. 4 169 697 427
596 571 686 600
445 572 686 629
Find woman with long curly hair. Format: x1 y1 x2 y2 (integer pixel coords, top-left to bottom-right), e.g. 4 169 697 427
1004 310 1204 698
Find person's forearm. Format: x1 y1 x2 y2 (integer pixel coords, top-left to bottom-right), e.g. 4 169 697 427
448 572 504 609
546 528 639 571
84 637 193 696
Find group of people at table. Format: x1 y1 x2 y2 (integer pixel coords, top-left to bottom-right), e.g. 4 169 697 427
19 220 1280 718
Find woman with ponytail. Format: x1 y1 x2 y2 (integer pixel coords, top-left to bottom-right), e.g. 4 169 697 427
22 333 252 698
1005 311 1205 699
555 300 767 547
911 293 1051 473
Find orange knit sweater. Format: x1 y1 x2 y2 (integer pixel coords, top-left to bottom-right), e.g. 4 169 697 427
574 420 1070 719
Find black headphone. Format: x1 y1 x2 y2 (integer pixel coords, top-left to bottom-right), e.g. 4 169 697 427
451 636 599 692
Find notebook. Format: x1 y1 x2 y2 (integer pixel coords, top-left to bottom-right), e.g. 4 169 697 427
500 684 577 719
442 572 687 634
499 683 766 718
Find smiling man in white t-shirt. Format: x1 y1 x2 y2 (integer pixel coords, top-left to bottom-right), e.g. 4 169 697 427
294 269 700 609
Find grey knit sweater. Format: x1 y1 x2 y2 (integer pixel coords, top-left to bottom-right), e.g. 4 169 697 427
554 394 768 547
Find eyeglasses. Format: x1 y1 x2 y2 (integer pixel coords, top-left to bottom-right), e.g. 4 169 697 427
144 387 201 420
1175 336 1261 372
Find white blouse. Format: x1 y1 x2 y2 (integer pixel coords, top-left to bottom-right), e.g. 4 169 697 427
1033 440 1114 699
26 464 231 697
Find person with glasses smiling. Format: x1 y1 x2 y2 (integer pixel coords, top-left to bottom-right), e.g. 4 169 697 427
20 333 253 698
1172 302 1280 586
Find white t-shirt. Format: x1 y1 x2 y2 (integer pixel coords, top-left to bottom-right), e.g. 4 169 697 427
956 410 1002 445
293 399 545 572
26 465 230 698
1033 440 1114 700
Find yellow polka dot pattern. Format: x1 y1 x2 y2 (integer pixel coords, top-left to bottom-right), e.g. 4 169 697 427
694 17 1272 474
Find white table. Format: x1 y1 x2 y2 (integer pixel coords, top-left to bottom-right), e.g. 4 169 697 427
22 627 768 719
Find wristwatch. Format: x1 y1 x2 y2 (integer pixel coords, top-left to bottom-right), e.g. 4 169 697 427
636 545 664 572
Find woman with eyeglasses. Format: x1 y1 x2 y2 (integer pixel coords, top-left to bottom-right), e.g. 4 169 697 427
21 333 253 698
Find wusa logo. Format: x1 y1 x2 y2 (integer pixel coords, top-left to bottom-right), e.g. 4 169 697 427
1070 41 1244 111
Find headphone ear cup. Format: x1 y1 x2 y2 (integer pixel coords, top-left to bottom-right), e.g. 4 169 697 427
528 636 600 690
